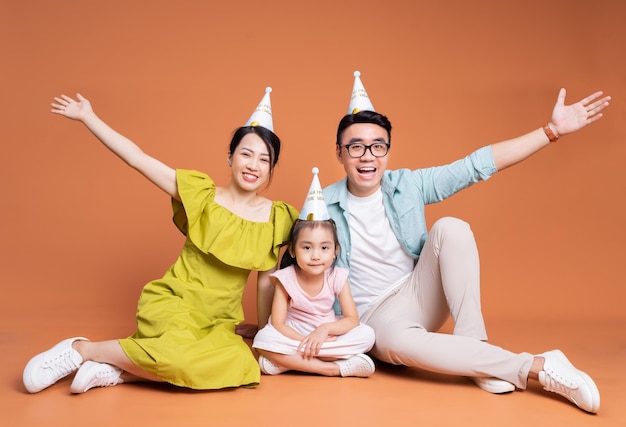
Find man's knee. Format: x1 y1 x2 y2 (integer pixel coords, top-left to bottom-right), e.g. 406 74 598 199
431 217 475 242
372 327 427 366
432 216 470 232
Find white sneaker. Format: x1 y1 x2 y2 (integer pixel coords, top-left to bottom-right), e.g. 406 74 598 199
258 355 289 375
70 361 123 393
335 354 375 377
23 337 88 393
469 376 515 393
538 349 600 413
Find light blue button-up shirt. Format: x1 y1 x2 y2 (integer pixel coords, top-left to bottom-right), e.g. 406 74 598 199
323 145 498 272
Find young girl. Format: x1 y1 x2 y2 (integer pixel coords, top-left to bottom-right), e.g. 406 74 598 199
23 88 298 393
252 169 375 377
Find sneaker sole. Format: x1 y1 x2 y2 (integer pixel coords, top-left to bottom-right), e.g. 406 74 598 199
468 377 515 394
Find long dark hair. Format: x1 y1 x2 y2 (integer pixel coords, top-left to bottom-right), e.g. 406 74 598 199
279 219 340 270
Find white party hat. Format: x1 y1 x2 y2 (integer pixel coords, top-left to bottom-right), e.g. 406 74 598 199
245 87 274 131
347 71 375 114
299 167 330 221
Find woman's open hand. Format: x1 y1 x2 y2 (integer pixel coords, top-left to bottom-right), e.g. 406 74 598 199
51 93 93 121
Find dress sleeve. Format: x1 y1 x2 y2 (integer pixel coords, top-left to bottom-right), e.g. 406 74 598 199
171 169 216 237
171 169 299 271
269 202 300 255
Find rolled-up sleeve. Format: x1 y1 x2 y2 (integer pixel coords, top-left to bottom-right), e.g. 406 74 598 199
415 146 497 204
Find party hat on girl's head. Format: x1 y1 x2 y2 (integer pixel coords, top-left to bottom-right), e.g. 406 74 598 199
245 87 274 132
348 71 375 114
299 167 330 221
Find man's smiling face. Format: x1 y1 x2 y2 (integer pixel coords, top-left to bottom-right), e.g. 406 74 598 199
336 122 390 197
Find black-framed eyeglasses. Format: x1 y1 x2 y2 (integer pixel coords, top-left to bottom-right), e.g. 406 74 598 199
341 142 390 158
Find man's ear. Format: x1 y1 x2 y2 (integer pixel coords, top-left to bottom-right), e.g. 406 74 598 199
336 145 344 164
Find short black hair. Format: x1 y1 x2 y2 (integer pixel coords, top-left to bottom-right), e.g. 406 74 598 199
336 110 392 146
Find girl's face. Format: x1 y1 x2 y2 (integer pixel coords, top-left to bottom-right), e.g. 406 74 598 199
229 133 272 192
292 225 337 277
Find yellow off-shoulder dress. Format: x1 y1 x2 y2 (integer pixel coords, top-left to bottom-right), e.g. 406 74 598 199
119 169 298 389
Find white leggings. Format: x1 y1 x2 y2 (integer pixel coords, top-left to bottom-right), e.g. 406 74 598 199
360 217 534 389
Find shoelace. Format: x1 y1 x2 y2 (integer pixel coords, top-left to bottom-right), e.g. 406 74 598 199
92 368 120 388
543 369 580 400
42 351 80 377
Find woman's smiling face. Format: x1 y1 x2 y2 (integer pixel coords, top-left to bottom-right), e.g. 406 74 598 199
229 132 272 192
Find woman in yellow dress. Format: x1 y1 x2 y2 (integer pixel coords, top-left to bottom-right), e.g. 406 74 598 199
23 88 298 393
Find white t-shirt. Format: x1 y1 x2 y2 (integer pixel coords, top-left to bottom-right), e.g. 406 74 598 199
347 189 414 316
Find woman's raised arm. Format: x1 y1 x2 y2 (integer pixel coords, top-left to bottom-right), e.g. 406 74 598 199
51 93 179 199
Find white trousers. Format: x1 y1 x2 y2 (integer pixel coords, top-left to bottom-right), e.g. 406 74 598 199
361 217 533 389
253 320 375 360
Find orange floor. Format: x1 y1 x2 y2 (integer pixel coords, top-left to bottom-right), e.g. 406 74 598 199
3 313 624 427
2 1 625 426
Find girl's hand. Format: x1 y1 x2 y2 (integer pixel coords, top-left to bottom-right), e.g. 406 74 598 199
297 326 334 358
550 88 610 136
51 93 93 121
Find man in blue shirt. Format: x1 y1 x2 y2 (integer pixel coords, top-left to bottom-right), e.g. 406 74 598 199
323 72 610 414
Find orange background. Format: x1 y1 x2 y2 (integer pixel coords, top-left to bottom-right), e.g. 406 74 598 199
2 1 625 425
